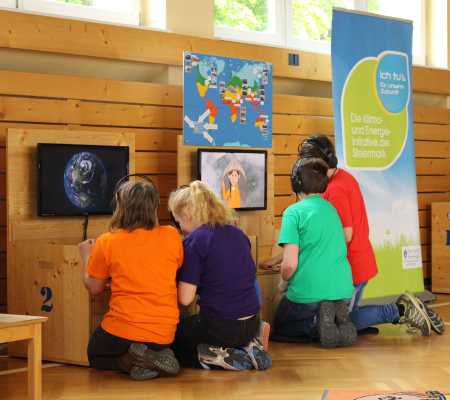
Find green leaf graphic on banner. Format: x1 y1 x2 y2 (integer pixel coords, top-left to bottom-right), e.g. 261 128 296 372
342 58 408 169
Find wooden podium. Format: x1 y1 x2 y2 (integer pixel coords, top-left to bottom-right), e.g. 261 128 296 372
7 129 134 365
431 202 450 293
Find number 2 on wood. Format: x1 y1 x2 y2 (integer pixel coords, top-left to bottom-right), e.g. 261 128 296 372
40 286 54 312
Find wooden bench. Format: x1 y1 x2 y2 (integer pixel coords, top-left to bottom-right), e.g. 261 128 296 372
0 314 47 400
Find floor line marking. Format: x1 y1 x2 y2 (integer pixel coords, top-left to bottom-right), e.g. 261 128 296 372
428 302 450 308
0 363 62 376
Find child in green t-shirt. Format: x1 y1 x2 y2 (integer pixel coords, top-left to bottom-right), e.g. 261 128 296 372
272 157 356 348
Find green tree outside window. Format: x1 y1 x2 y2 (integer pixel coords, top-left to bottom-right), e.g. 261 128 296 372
291 0 347 42
215 0 269 32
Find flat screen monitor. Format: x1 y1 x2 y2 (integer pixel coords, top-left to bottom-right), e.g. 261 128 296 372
197 149 267 211
37 143 129 216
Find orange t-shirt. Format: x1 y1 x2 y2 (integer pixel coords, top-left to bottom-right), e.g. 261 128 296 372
87 226 183 344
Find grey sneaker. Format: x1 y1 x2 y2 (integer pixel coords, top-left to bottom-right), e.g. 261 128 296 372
129 366 158 381
197 344 253 371
129 343 180 376
397 293 431 336
334 300 357 347
243 338 272 370
417 299 445 335
319 301 339 348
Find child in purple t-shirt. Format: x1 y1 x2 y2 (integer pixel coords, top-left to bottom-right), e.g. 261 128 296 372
168 180 271 371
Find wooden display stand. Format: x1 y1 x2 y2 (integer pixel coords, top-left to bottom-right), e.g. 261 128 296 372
177 137 281 322
431 202 450 293
7 129 135 365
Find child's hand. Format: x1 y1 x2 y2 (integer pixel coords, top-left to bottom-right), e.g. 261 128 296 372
259 258 281 271
78 239 95 266
258 253 282 271
277 279 288 294
259 258 273 270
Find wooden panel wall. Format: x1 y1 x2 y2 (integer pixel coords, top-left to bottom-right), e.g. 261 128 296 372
0 11 450 310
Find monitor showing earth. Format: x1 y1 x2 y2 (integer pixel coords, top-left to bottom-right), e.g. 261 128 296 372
38 143 129 216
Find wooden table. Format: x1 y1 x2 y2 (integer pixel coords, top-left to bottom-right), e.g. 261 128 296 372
0 314 47 400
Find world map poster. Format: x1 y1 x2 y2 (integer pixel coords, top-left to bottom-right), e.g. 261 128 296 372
183 52 272 148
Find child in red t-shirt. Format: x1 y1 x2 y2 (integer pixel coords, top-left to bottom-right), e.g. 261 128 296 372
262 135 444 337
79 180 183 380
297 134 444 336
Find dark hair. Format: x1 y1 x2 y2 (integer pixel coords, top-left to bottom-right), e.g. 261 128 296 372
292 158 329 194
298 134 338 168
110 180 159 231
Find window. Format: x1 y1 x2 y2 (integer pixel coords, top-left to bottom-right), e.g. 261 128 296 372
287 0 353 54
18 0 140 26
364 0 425 64
214 0 426 64
214 0 284 47
0 0 16 8
146 0 166 30
287 0 425 63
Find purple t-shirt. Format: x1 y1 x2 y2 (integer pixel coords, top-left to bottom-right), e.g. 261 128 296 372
178 224 260 320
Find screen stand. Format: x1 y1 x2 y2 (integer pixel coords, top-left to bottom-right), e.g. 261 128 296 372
82 213 89 241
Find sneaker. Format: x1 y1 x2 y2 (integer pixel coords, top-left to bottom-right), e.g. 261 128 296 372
259 321 271 351
334 300 357 347
197 344 253 371
243 338 272 370
129 343 180 376
416 299 445 335
318 301 339 348
396 293 431 336
129 366 158 381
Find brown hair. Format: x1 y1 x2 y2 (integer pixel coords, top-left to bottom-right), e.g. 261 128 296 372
298 134 338 168
110 180 159 231
168 180 235 227
293 158 329 194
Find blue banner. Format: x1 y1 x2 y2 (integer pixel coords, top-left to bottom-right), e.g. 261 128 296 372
331 9 424 298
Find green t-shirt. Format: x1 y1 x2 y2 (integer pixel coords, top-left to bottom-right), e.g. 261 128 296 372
278 194 353 304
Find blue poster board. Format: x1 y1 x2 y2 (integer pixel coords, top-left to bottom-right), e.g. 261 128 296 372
332 9 424 299
183 52 272 148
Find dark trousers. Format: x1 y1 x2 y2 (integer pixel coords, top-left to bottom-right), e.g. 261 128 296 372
87 326 168 371
172 313 260 368
272 296 320 341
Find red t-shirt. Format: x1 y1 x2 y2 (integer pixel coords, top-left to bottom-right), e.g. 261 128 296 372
322 169 378 285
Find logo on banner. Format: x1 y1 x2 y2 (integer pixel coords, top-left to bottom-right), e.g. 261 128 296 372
341 51 410 170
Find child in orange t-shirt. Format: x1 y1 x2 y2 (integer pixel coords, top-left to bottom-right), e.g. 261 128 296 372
79 180 183 381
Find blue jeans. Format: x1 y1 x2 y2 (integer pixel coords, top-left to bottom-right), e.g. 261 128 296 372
349 281 400 331
273 296 319 340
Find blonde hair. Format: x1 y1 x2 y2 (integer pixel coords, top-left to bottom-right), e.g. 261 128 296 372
110 180 159 231
168 180 235 227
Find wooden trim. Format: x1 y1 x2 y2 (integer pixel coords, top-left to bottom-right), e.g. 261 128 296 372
414 123 450 141
0 96 182 128
413 66 450 95
0 71 182 106
0 10 330 81
273 95 333 116
1 72 450 130
415 106 450 124
416 158 450 175
0 10 449 92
